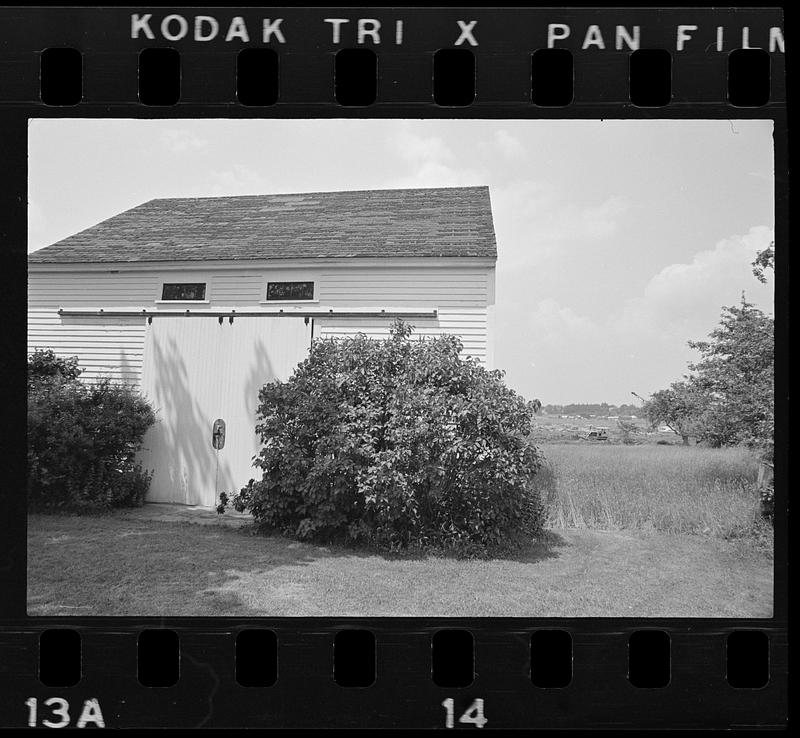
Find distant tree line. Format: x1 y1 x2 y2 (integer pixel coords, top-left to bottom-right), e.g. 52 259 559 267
542 403 641 417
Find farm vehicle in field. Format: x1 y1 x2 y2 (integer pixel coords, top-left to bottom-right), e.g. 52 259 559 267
578 425 609 441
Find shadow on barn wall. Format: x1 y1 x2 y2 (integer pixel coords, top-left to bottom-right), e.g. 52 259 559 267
229 332 277 494
118 347 134 386
243 335 276 453
139 333 236 506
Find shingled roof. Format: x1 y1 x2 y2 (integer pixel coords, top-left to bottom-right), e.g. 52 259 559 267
29 186 497 264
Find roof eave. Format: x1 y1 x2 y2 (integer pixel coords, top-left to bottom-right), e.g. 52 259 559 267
28 254 497 272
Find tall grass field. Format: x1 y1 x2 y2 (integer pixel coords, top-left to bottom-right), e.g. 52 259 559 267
535 443 768 542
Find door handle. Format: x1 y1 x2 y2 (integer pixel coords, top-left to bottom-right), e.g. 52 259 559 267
212 418 226 450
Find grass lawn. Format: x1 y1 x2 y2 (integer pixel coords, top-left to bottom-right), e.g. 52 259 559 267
27 511 772 618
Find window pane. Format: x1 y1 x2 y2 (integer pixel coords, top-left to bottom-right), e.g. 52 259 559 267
162 283 206 300
266 281 314 301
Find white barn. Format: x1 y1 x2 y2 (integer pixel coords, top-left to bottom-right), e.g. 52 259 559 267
28 186 498 507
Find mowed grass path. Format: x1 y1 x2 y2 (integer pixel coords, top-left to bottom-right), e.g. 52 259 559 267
28 513 772 618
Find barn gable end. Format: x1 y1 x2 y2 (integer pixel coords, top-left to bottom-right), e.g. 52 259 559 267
28 186 498 506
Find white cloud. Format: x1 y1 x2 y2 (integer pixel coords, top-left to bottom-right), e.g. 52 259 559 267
384 126 486 190
390 126 525 188
523 225 775 347
527 297 597 347
494 130 525 160
159 128 209 154
389 161 486 190
573 196 629 240
202 165 273 196
498 226 775 404
647 225 773 300
491 182 630 271
618 225 774 334
392 127 455 166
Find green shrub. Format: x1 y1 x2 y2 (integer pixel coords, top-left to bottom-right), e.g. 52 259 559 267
27 352 156 511
228 321 545 555
27 348 82 387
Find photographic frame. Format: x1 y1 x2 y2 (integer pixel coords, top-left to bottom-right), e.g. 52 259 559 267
2 5 788 730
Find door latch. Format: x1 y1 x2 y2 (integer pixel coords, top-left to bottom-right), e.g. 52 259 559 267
212 418 226 450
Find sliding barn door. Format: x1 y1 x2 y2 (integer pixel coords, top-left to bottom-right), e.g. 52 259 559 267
138 316 311 506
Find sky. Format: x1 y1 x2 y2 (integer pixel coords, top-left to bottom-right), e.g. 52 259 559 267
28 118 775 406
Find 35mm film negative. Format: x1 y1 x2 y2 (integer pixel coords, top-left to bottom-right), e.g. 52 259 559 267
0 5 787 730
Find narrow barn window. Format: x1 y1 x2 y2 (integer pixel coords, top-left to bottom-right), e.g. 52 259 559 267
266 281 315 301
161 282 207 301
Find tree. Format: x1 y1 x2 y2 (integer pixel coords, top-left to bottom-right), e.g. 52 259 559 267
752 241 775 283
643 381 706 445
688 295 773 455
644 235 775 456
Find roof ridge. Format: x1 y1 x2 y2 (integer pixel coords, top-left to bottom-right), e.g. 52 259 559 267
146 184 490 204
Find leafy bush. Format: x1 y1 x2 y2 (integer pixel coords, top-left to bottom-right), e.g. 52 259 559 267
27 348 82 387
28 351 156 511
226 321 545 555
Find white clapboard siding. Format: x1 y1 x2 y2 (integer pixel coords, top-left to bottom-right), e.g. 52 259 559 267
210 273 265 305
29 263 494 383
206 266 491 309
314 267 491 363
28 272 161 306
28 271 158 385
27 310 146 385
314 308 489 364
319 268 488 309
